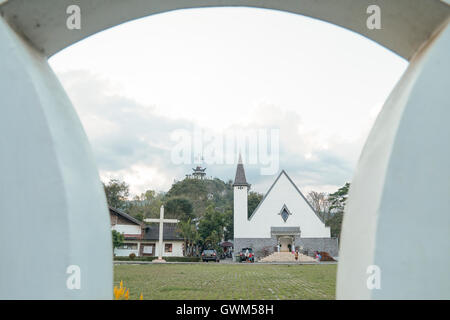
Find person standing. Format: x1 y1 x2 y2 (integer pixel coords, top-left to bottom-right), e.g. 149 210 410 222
315 251 322 263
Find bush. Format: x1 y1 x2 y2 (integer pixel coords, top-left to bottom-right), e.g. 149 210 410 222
318 251 336 262
114 256 201 262
129 253 136 260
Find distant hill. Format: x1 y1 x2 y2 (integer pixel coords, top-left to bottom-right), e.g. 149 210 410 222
166 178 234 217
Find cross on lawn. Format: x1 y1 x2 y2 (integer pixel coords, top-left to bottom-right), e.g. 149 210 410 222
144 205 179 262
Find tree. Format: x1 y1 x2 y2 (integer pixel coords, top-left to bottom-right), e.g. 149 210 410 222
326 211 344 238
177 218 194 256
111 230 124 254
198 205 225 250
248 191 263 218
307 191 331 221
165 197 194 221
325 182 350 239
223 207 233 241
328 182 350 212
103 179 130 210
127 191 164 220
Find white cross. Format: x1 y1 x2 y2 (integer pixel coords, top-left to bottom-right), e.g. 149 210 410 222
144 205 179 261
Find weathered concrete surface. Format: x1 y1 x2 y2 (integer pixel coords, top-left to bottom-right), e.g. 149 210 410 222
0 15 112 299
0 0 449 59
337 20 450 299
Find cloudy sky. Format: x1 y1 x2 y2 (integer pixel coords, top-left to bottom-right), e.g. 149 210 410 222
49 7 408 197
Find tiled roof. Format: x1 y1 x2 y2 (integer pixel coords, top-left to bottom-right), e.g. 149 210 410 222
143 223 183 241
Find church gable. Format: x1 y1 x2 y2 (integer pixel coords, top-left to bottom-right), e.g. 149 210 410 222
248 171 327 235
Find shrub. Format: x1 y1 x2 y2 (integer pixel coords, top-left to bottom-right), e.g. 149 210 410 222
318 251 336 261
129 253 136 260
114 256 201 262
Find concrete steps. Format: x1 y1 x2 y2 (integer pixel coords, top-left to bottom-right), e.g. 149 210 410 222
259 252 317 263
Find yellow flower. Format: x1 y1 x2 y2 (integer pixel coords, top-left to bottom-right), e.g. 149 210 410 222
114 281 141 300
114 286 120 300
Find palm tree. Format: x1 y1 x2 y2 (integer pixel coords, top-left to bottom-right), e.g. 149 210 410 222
190 226 201 257
177 218 192 256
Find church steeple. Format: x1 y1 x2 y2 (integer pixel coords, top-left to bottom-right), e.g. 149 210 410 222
233 154 249 187
233 153 249 238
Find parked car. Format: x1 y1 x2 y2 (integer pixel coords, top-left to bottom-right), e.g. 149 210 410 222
201 249 220 262
238 247 255 263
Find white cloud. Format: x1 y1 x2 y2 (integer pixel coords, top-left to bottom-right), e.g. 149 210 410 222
50 7 408 197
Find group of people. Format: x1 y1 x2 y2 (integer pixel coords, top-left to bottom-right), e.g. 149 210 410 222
276 243 322 262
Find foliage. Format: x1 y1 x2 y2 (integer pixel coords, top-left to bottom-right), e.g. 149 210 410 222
247 191 263 218
328 182 350 212
114 256 201 262
325 182 350 239
129 253 136 260
198 205 225 252
222 207 233 241
103 179 130 210
176 218 201 257
307 191 331 221
112 230 124 250
326 211 344 238
126 190 165 220
166 178 233 218
164 197 194 221
305 183 350 239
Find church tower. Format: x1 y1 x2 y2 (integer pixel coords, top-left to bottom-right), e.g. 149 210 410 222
233 154 249 239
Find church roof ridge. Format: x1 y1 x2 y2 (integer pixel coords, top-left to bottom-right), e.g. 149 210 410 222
247 170 325 224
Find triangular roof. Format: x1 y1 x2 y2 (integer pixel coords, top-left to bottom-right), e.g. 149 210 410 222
248 170 324 223
233 154 249 186
109 206 142 225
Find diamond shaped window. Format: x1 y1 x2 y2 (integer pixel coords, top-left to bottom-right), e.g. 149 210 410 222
281 208 289 222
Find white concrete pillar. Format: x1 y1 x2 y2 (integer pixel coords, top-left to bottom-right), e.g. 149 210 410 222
337 20 450 299
0 17 112 299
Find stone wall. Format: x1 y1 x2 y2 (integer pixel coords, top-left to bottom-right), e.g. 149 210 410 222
234 237 339 259
297 238 339 257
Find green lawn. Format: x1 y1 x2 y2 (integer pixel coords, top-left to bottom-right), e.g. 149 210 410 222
114 263 337 300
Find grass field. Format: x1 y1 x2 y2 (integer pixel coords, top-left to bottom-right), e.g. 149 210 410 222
114 263 337 300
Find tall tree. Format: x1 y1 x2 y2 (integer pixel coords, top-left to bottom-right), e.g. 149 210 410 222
248 191 263 218
177 218 194 256
223 207 233 241
103 179 130 210
307 191 331 221
325 182 350 238
198 205 225 250
328 182 350 212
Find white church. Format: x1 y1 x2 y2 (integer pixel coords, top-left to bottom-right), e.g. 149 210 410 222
233 156 338 259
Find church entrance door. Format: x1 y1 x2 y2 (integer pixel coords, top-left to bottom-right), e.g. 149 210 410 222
279 237 292 252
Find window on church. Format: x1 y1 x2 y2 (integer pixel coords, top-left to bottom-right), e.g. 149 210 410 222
281 208 289 222
165 243 173 253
